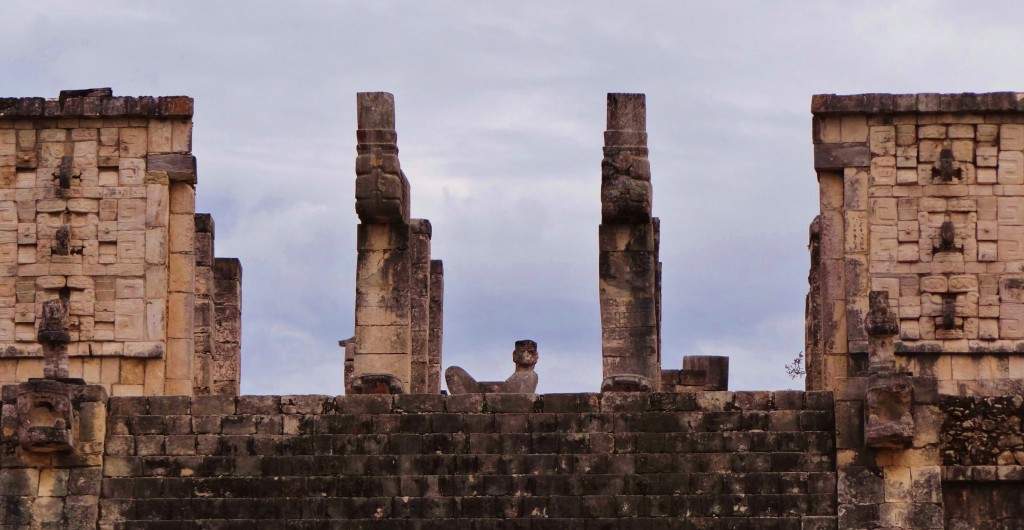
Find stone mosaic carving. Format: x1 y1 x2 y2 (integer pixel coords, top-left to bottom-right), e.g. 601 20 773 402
865 290 898 373
14 378 73 452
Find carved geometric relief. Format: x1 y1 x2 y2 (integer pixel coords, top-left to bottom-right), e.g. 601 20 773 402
0 130 170 361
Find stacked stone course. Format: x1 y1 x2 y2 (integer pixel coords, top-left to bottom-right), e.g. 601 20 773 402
84 391 836 528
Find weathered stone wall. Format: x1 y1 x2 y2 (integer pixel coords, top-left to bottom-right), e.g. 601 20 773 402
4 390 838 528
807 93 1024 395
941 395 1024 466
832 375 947 529
939 395 1024 529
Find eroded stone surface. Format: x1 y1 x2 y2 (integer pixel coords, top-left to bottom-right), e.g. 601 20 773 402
865 372 914 448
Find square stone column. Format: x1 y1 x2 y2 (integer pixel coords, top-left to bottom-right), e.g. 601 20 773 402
193 214 215 395
427 259 444 394
409 219 432 394
352 92 412 394
599 93 661 392
212 258 241 395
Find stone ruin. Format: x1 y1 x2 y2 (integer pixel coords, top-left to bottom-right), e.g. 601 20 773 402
1 89 1024 528
343 92 722 397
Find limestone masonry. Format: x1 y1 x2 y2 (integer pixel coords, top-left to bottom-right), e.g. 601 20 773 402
3 89 1024 528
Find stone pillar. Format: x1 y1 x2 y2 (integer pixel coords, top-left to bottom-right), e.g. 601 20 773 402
654 218 662 375
352 92 411 394
409 219 431 394
427 259 444 394
212 258 241 395
165 180 197 396
192 214 215 395
804 216 824 390
599 93 660 392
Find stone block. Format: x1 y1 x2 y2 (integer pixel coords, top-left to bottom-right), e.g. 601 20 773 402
840 115 869 142
1002 124 1024 150
814 144 870 170
998 226 1024 260
870 156 896 186
977 145 998 167
998 196 1024 225
837 466 883 505
192 394 235 415
999 150 1024 184
237 395 281 415
334 394 393 414
869 126 895 156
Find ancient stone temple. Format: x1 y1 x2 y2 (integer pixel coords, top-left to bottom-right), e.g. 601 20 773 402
3 89 1024 529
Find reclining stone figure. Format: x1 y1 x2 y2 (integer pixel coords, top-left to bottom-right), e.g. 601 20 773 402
445 340 539 394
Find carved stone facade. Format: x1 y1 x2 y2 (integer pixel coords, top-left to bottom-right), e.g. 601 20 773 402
807 93 1024 396
0 89 241 396
809 92 1024 530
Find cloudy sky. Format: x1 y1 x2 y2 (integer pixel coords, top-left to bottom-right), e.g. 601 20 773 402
4 1 1021 395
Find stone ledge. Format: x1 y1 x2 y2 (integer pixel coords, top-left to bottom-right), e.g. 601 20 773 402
0 90 193 119
0 342 165 359
95 390 836 415
812 92 1024 114
1 381 107 403
943 465 1024 482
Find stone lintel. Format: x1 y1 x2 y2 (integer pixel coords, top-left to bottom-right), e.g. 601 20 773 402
813 143 870 171
147 154 197 184
0 89 193 119
811 92 1024 115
